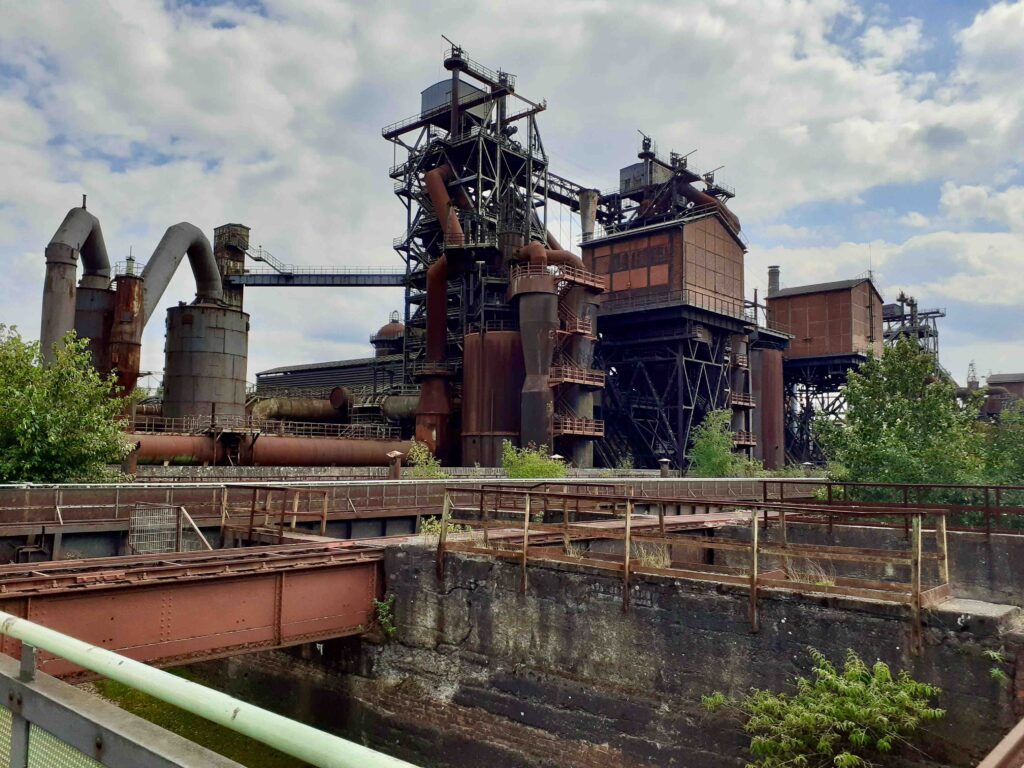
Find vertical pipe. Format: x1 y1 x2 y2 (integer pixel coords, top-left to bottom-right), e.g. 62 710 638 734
749 508 760 632
579 189 599 243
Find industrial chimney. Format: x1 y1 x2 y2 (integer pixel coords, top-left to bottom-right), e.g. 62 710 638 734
768 265 780 297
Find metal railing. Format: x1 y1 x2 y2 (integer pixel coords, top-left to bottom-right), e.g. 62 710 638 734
552 415 605 437
508 263 607 292
733 431 757 446
730 393 756 407
436 485 952 646
128 415 400 441
0 611 417 768
549 365 606 388
979 715 1024 767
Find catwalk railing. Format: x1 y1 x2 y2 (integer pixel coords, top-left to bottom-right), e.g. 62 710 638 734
128 415 400 440
434 484 955 652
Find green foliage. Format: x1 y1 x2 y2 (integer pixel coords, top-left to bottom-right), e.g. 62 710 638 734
405 440 448 479
501 440 567 478
95 670 307 767
687 410 764 477
984 648 1011 685
982 400 1024 485
815 338 983 485
0 326 134 483
373 594 397 638
703 649 944 768
418 515 471 540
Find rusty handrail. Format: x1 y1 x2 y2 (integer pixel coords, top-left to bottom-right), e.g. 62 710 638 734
979 716 1024 768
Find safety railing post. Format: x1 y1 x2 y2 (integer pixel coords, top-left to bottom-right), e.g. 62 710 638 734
622 499 633 611
936 512 949 587
480 488 490 547
521 494 531 594
911 513 923 654
750 509 760 632
436 492 451 580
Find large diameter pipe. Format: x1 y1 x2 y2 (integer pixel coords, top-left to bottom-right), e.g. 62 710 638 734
518 292 558 449
134 434 220 464
251 436 414 467
41 207 111 363
0 611 418 768
251 397 342 422
141 223 224 325
677 183 741 232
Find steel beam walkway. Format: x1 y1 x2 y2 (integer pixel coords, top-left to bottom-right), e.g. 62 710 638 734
0 543 382 680
224 268 405 287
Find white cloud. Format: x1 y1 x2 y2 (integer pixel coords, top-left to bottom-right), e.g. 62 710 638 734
859 19 925 69
940 182 1024 230
0 0 1022 382
899 211 929 228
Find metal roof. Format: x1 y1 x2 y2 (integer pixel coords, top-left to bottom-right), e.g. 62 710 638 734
987 373 1024 385
769 277 881 300
257 355 402 377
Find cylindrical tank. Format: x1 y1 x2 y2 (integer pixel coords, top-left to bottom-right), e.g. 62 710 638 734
162 304 249 419
251 436 414 466
370 311 405 358
462 331 525 466
579 189 599 242
73 285 116 374
108 274 144 395
751 347 784 470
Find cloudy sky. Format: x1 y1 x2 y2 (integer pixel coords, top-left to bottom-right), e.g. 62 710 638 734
2 0 1022 388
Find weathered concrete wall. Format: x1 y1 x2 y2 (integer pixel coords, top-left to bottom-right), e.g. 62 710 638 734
339 545 1023 768
716 522 1024 608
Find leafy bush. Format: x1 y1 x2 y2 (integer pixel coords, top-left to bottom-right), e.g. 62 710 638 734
373 594 397 638
418 515 471 541
405 440 448 479
703 649 944 768
0 326 134 483
686 410 764 477
501 440 567 478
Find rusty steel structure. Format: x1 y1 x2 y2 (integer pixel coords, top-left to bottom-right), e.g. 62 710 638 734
385 43 606 466
0 543 382 680
577 136 789 470
766 266 884 464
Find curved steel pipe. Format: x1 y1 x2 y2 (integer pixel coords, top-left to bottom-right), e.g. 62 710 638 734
41 207 112 362
141 223 223 325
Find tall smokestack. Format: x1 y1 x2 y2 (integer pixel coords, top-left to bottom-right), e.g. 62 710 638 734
579 189 599 243
768 265 780 296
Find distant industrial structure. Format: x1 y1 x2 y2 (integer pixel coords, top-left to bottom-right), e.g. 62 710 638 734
38 43 965 470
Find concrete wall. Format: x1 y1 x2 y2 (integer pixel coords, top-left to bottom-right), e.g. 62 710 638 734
337 545 1022 767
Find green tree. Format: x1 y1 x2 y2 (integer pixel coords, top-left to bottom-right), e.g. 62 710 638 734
815 338 983 485
703 649 944 768
687 409 762 477
983 400 1024 485
0 326 134 483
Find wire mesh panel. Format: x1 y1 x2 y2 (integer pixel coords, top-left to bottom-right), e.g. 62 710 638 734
128 504 211 555
0 706 103 767
128 504 181 554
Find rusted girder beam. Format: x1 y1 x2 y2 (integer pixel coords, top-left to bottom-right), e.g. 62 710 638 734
0 543 382 680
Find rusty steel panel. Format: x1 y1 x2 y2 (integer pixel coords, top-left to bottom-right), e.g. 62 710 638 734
73 286 116 374
162 304 249 419
462 331 525 467
0 545 381 679
751 348 784 469
108 274 144 395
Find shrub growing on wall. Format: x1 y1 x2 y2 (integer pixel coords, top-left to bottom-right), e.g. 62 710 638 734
703 649 944 768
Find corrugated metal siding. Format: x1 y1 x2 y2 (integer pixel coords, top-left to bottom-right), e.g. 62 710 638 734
256 355 403 395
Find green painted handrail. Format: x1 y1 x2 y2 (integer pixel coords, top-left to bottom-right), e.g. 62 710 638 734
0 611 417 768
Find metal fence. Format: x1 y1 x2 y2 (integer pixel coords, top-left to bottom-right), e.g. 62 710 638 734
128 504 211 555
